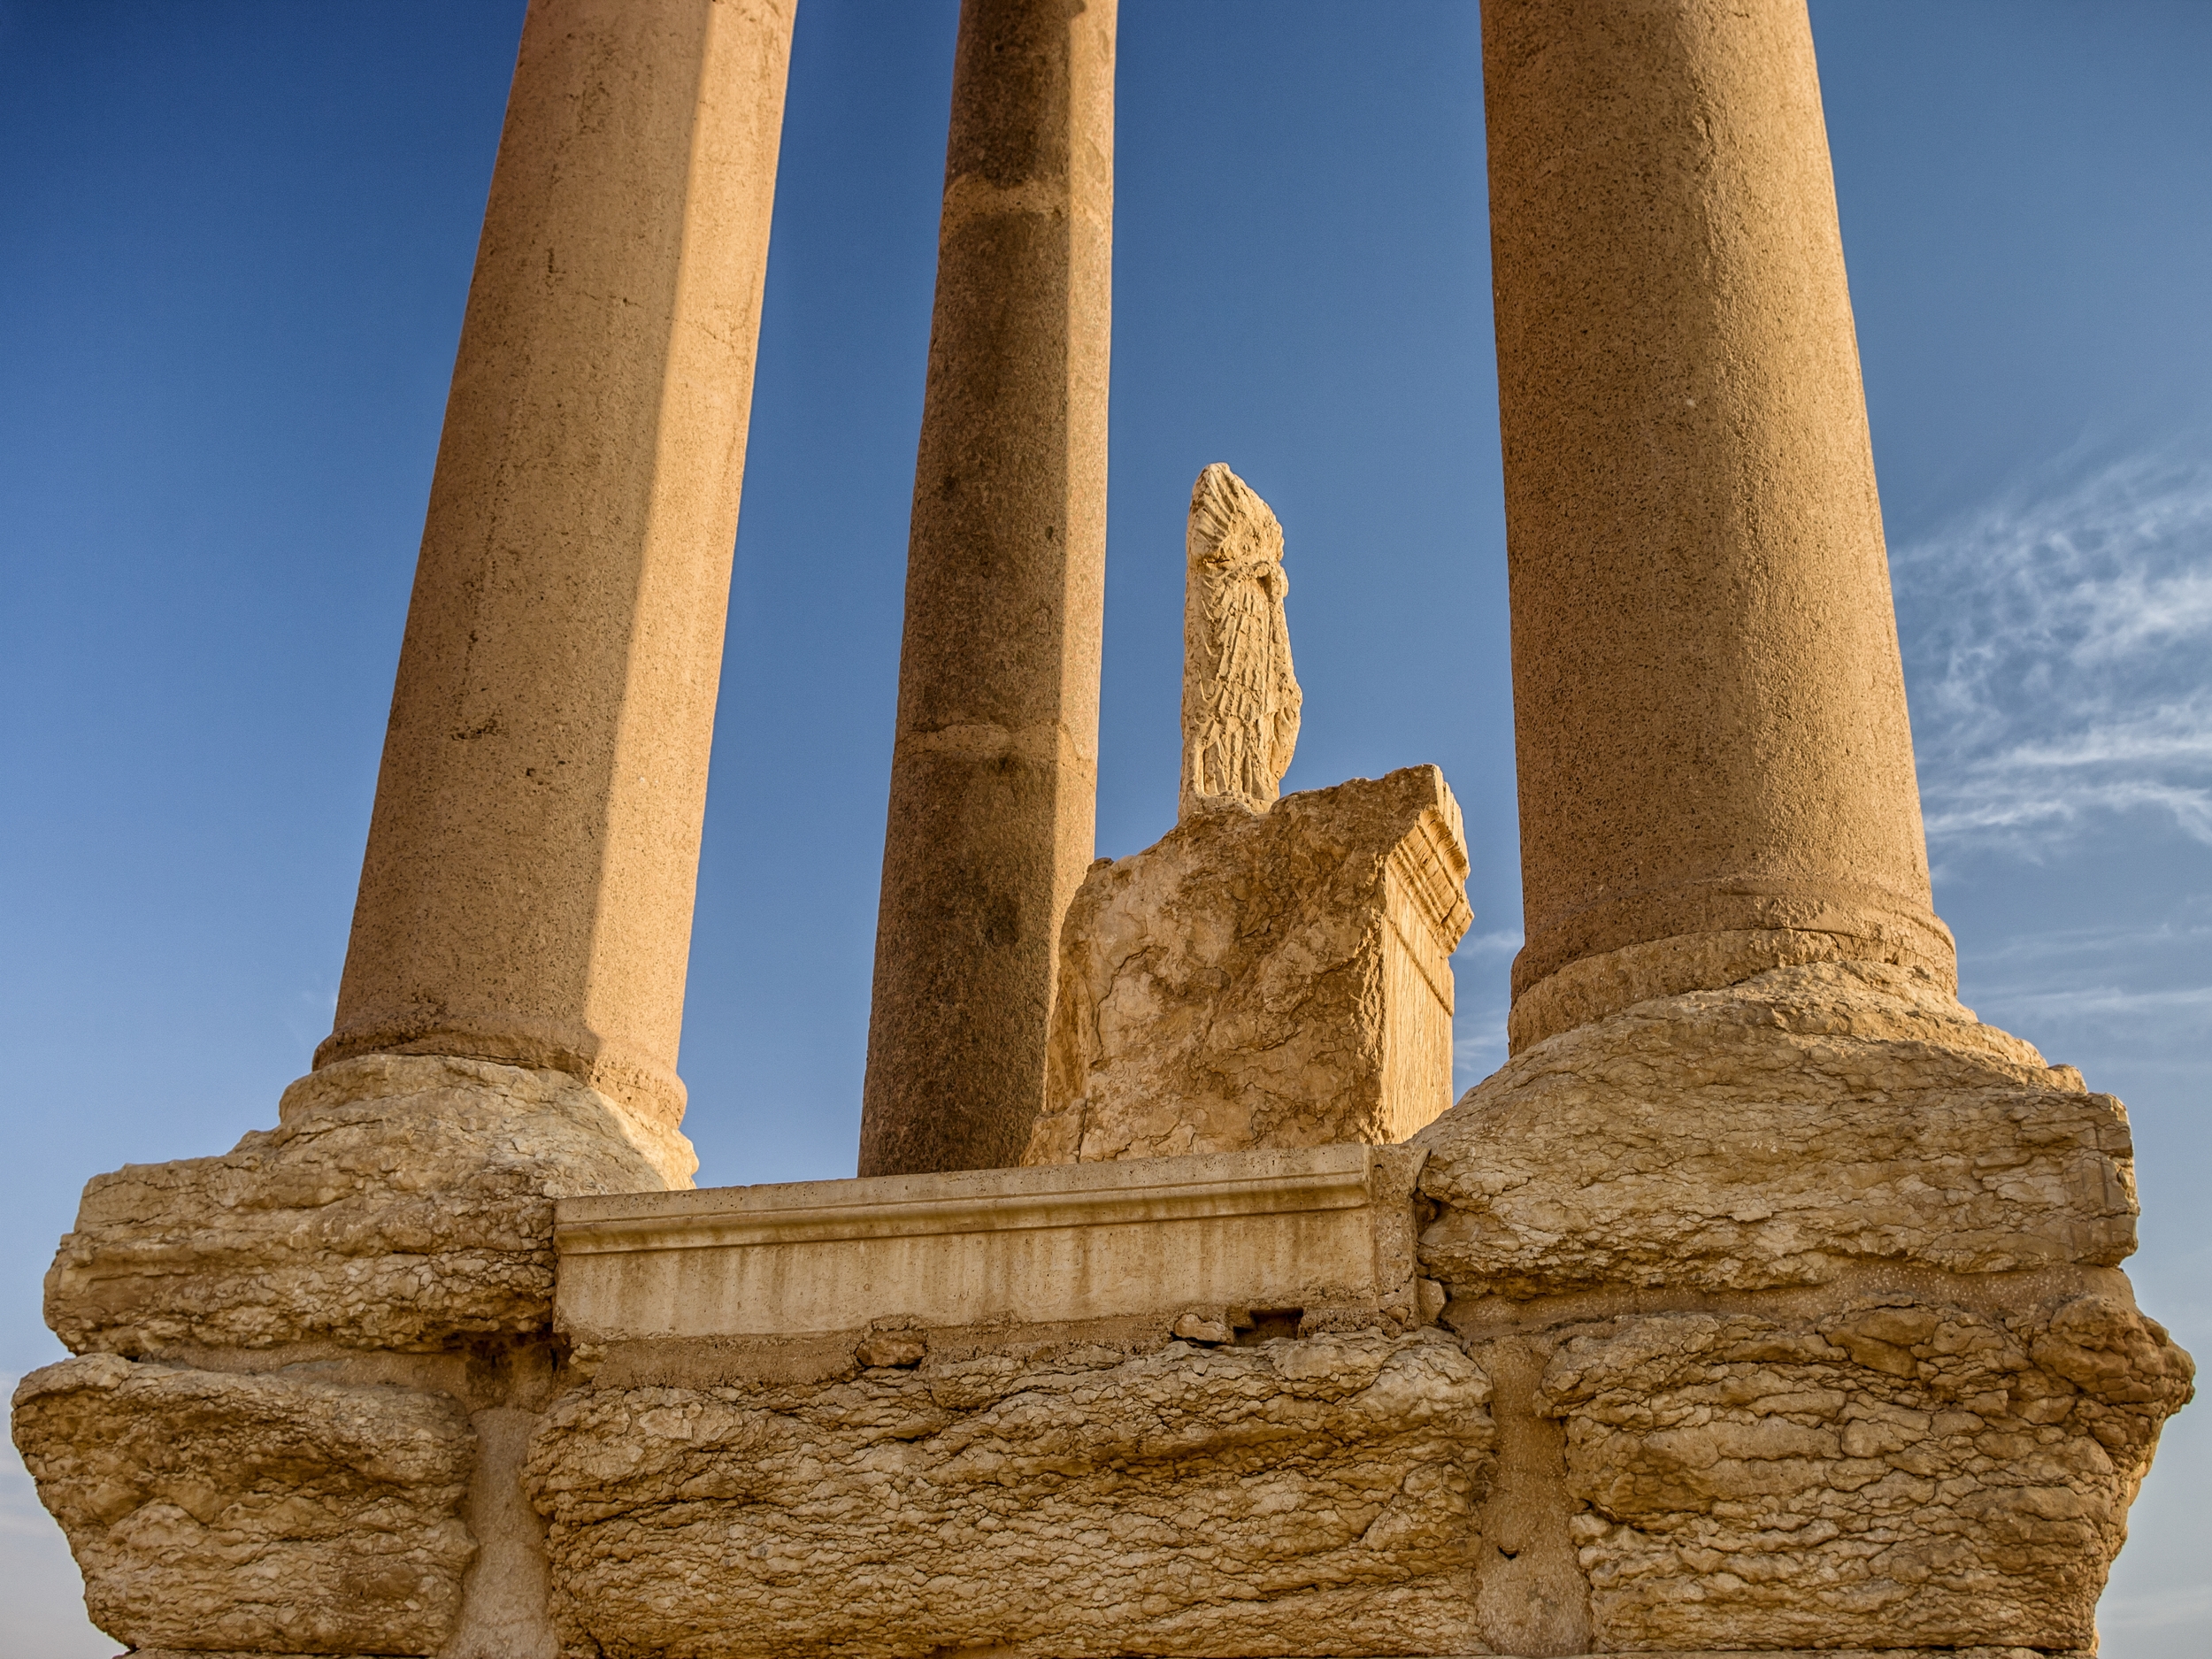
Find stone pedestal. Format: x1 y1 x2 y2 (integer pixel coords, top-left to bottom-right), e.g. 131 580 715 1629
18 1024 2186 1656
1025 765 1473 1165
1417 961 2192 1655
19 1056 664 1659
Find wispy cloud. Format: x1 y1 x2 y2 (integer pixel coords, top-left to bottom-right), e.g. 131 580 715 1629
1893 447 2212 854
1996 983 2212 1020
1449 930 1517 1090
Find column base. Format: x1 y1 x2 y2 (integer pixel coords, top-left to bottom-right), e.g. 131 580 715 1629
1420 959 2192 1655
1509 919 1957 1053
44 1052 693 1356
314 1014 691 1141
19 1050 688 1657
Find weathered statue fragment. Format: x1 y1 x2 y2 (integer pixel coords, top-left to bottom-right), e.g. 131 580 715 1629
1026 465 1471 1164
1181 462 1302 818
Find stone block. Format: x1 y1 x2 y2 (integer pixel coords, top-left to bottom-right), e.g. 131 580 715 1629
1417 962 2138 1296
1539 1294 2193 1653
1027 765 1473 1164
526 1328 1493 1658
11 1353 478 1655
554 1143 1427 1347
46 1053 691 1356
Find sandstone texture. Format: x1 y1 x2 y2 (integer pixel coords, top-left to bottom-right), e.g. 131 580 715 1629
1541 1294 2193 1653
526 1327 1492 1659
1027 765 1472 1164
1417 962 2136 1296
320 0 797 1130
1485 0 1956 1049
47 1053 691 1356
12 1353 477 1655
1180 462 1301 818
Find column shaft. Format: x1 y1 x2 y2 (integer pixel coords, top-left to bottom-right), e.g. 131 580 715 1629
316 0 796 1128
1483 0 1956 1052
859 0 1116 1176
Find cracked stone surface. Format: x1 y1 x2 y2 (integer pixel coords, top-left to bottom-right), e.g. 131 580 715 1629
526 1328 1493 1658
1417 962 2137 1295
1540 1294 2193 1652
46 1053 691 1355
1027 765 1472 1164
12 1353 478 1655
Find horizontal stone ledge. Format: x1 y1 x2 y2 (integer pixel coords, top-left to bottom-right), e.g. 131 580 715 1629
557 1143 1384 1253
554 1143 1425 1343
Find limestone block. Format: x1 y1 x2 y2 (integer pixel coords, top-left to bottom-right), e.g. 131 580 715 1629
1539 1294 2193 1653
554 1144 1429 1345
47 1053 692 1356
526 1328 1493 1658
1417 963 2138 1295
11 1353 477 1655
1027 764 1473 1164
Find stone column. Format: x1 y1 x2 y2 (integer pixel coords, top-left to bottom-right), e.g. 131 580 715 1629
1482 0 1956 1052
316 0 796 1131
857 0 1116 1176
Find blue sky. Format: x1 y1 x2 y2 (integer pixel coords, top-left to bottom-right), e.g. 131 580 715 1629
3 3 2208 1654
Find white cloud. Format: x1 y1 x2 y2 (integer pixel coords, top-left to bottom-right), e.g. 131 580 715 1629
1995 982 2212 1020
1893 447 2212 854
1452 928 1523 959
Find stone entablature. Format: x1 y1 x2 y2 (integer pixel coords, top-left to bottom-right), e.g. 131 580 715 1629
552 1143 1430 1350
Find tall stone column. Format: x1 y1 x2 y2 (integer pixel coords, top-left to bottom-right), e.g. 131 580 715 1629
1483 0 1956 1052
317 0 797 1130
22 8 800 1653
858 0 1116 1176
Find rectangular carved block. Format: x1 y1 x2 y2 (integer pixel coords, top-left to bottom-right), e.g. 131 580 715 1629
1027 765 1473 1163
555 1143 1427 1346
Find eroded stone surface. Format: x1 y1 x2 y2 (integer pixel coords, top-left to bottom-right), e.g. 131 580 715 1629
47 1053 691 1356
1027 765 1472 1164
12 1353 477 1655
1540 1294 2193 1653
1417 962 2136 1294
526 1328 1493 1658
1181 462 1301 819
